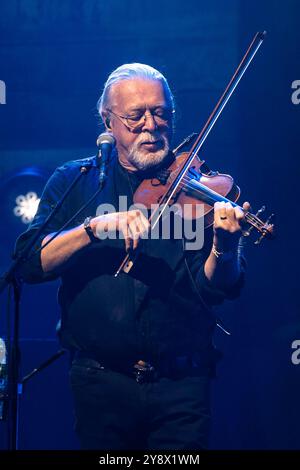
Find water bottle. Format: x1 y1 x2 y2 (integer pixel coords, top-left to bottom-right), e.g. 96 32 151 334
0 337 8 420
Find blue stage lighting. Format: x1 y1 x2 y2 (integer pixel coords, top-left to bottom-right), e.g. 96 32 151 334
0 166 51 268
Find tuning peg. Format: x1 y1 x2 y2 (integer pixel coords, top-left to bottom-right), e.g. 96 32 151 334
254 232 266 245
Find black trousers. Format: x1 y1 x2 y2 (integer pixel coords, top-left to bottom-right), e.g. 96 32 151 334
70 358 211 450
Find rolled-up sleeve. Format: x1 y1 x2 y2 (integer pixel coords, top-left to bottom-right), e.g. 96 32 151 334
195 258 246 305
185 235 246 306
14 167 69 284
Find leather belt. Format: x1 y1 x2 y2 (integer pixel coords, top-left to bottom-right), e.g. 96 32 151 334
72 351 214 383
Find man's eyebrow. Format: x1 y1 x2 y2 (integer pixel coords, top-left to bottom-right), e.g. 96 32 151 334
125 107 144 113
125 104 168 113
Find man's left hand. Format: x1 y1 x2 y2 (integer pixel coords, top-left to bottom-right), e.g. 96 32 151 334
213 201 251 253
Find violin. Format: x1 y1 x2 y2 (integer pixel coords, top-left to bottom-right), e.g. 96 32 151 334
115 31 274 277
132 149 274 234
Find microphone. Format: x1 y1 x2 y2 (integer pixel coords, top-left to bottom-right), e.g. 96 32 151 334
96 132 116 188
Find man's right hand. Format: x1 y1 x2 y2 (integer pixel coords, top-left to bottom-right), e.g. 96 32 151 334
91 210 150 252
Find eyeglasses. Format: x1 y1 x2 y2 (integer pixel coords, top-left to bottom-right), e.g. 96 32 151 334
106 106 175 131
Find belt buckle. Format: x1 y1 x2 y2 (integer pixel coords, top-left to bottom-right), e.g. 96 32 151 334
133 360 155 383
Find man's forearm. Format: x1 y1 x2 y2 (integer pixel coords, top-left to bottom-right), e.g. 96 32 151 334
40 210 148 273
41 223 92 273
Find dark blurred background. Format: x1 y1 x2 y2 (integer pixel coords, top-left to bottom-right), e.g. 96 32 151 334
0 0 299 449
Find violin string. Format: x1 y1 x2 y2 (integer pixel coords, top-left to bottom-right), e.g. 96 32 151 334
179 177 267 231
182 181 265 231
156 173 268 233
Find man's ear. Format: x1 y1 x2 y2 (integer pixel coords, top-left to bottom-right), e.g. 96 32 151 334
103 115 111 130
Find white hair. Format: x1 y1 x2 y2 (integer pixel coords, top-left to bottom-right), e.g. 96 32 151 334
97 63 175 118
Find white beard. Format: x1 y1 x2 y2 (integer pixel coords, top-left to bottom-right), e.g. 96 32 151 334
127 133 170 171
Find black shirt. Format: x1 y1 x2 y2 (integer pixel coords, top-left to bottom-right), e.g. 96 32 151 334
15 153 245 369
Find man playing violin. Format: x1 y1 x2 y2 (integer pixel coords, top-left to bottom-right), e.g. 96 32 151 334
16 63 249 450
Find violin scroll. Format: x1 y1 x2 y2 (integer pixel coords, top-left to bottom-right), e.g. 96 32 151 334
242 205 275 244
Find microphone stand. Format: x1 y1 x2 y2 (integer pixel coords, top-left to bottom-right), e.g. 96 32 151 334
0 160 94 450
17 349 67 439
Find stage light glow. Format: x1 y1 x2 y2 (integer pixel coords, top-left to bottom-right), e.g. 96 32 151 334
13 191 40 224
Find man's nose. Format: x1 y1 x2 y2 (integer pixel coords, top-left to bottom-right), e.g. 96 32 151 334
142 111 157 132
